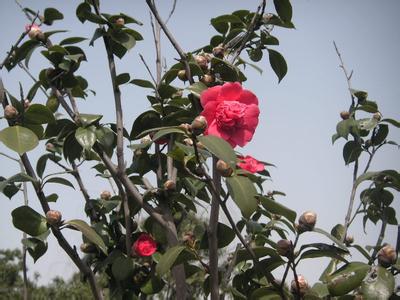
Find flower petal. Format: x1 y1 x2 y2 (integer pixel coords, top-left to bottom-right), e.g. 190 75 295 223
218 82 243 101
201 101 218 123
200 85 221 108
244 104 260 129
237 89 259 105
231 129 254 147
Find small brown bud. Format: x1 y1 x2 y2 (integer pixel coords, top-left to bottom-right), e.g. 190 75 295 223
164 179 176 191
195 55 209 70
212 45 225 58
200 74 215 85
345 235 354 245
177 70 187 81
340 111 350 120
46 210 62 226
4 105 18 119
298 211 317 232
377 244 397 267
100 190 111 200
191 115 207 135
276 239 293 257
46 143 55 152
80 243 97 254
179 123 192 133
373 112 382 121
291 275 309 296
115 17 125 26
216 159 233 177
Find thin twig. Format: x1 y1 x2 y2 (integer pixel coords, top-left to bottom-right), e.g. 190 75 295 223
17 62 48 97
369 215 388 265
19 159 29 300
138 53 157 86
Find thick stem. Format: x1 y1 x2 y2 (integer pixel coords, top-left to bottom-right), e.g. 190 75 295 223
19 160 29 300
208 157 221 300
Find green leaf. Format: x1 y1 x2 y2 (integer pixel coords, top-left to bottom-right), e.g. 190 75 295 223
197 135 236 168
46 193 58 202
251 287 282 300
226 176 258 218
111 256 134 281
356 101 378 113
130 79 155 89
343 140 362 165
372 124 388 145
89 28 104 46
0 126 39 155
60 37 87 46
75 126 96 151
22 237 48 262
0 173 36 194
273 0 293 22
130 110 161 140
361 266 395 299
79 113 103 126
45 177 75 189
140 275 165 295
24 104 56 124
336 118 358 139
211 57 240 82
327 262 370 296
259 196 296 223
298 249 348 264
268 49 287 83
331 224 345 241
199 222 235 249
358 117 378 131
236 246 278 264
36 154 52 178
312 227 347 251
116 73 130 85
381 118 400 128
12 206 48 237
187 82 207 98
151 127 185 142
43 8 63 25
156 245 187 276
65 219 107 254
27 82 42 101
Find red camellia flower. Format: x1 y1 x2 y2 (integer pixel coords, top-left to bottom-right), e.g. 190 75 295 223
200 82 260 148
238 155 265 173
132 233 157 257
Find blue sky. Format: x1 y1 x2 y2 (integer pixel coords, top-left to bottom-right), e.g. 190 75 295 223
0 0 399 285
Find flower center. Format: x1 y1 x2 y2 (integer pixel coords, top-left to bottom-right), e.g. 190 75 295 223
215 101 246 130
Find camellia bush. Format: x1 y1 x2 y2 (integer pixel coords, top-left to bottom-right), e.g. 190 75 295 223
0 1 399 299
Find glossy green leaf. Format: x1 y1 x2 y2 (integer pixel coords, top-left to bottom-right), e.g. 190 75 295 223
309 283 329 298
198 135 236 167
0 126 39 155
312 227 347 251
259 196 296 223
45 177 75 189
116 73 130 85
298 249 348 264
0 173 35 193
156 245 187 276
130 110 161 139
22 237 48 262
24 104 55 125
361 266 395 299
12 206 48 237
372 124 388 145
199 222 235 249
75 126 96 151
43 8 63 25
89 28 104 46
226 175 258 218
187 82 207 98
111 255 134 281
381 118 400 128
327 262 369 296
140 275 165 295
273 0 293 22
250 287 282 300
343 140 362 165
65 219 107 254
130 79 155 89
78 113 103 126
236 246 278 264
152 127 185 142
268 49 287 83
336 118 358 139
60 37 87 46
46 193 58 202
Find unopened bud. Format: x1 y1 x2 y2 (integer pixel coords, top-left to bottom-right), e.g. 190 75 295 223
212 45 225 58
340 111 350 120
164 180 176 191
298 211 317 232
177 70 187 81
373 112 382 121
179 123 192 133
46 210 62 226
195 55 209 70
291 275 309 296
200 74 215 85
4 105 18 119
276 239 293 257
26 24 41 40
140 135 152 144
24 99 31 109
378 244 397 268
115 17 125 26
216 159 233 177
100 190 111 200
345 235 354 245
191 116 207 135
46 143 55 152
80 243 97 254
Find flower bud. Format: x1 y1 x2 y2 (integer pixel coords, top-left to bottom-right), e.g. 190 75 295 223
191 116 208 135
216 159 233 177
298 211 317 232
26 24 41 40
164 179 176 191
345 235 354 245
80 243 97 254
212 45 225 58
46 210 62 226
4 105 18 120
377 244 397 268
46 143 55 152
140 135 152 144
100 190 111 200
195 55 209 70
340 111 350 120
179 123 192 133
115 17 125 26
177 70 187 81
276 239 293 257
36 32 46 43
200 74 215 85
290 275 309 296
24 99 31 109
373 112 382 121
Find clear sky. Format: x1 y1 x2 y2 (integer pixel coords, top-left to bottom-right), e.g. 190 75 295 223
0 0 399 286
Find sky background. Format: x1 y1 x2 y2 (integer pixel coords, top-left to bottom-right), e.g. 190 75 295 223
0 0 399 287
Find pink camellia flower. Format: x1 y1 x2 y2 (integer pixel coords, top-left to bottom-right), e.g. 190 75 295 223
132 233 157 257
200 82 260 148
25 24 41 33
237 155 265 173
